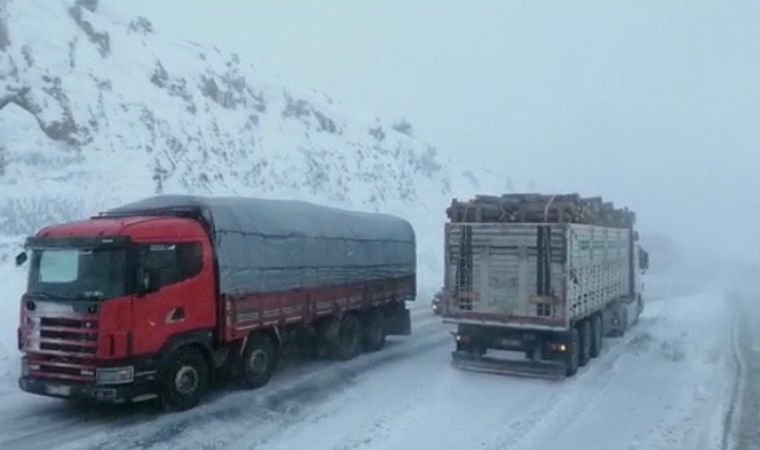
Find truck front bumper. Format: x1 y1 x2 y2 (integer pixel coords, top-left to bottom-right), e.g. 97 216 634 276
19 376 157 403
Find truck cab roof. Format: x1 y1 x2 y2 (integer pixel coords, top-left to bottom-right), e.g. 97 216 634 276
36 216 208 242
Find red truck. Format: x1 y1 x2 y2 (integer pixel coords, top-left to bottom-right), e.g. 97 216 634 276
15 196 416 410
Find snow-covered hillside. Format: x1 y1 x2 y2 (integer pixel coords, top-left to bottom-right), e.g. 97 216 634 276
0 0 502 268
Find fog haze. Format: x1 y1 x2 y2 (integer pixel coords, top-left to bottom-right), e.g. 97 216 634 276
108 0 760 260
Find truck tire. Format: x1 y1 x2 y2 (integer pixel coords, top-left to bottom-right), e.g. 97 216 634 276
620 310 629 336
160 347 209 411
578 320 592 367
240 334 278 389
565 328 580 377
590 314 603 358
332 314 362 360
363 310 386 352
634 296 643 324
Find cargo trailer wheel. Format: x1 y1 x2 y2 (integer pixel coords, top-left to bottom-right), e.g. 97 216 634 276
578 320 591 367
590 314 603 358
333 314 362 360
565 328 580 377
620 310 629 336
160 347 209 411
363 310 386 352
240 334 278 389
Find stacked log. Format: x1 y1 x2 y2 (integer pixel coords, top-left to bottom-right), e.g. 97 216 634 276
446 193 635 228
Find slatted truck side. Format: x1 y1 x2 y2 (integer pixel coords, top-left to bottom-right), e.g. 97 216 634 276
442 194 648 377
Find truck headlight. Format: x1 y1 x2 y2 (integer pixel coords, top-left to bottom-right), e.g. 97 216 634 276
96 366 134 385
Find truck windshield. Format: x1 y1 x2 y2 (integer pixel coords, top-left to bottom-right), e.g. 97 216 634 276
27 248 128 301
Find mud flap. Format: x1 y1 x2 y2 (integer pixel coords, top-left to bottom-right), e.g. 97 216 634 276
385 304 411 336
451 351 567 379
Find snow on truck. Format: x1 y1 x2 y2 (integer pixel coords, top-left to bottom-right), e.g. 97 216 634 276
442 194 648 377
15 195 416 410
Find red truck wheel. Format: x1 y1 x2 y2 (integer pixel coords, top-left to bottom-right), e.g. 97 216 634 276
363 310 386 352
578 320 592 367
240 334 278 389
160 347 210 411
565 328 580 377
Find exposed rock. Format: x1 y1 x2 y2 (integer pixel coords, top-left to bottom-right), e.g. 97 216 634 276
0 144 7 176
127 16 154 35
0 8 8 51
369 126 386 141
392 119 414 137
76 0 98 13
68 3 110 58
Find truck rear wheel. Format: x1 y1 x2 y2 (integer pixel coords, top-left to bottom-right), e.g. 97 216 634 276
363 310 386 352
240 334 278 389
160 347 209 411
590 314 603 358
332 314 362 360
565 328 580 377
578 320 591 367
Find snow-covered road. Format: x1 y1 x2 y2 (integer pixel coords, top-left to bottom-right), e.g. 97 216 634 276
725 289 760 450
0 283 737 450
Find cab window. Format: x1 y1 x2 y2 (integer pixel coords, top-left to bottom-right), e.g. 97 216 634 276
137 243 203 289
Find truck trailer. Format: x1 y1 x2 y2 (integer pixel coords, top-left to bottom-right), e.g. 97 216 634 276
16 195 416 410
442 194 648 378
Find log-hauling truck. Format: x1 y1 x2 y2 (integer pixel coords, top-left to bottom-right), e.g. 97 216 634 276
15 195 416 410
442 194 648 377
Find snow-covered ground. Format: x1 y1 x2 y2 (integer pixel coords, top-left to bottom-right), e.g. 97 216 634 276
0 258 740 450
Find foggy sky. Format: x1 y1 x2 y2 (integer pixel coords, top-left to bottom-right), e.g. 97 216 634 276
107 1 760 260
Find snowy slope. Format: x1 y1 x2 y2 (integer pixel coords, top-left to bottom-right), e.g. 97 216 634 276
0 0 501 250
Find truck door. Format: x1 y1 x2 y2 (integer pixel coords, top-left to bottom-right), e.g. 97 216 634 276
131 241 216 356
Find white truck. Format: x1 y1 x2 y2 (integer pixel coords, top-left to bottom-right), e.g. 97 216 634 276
442 194 648 377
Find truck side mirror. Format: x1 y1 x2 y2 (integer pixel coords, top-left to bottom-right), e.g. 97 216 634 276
15 252 28 267
138 269 161 297
639 248 649 272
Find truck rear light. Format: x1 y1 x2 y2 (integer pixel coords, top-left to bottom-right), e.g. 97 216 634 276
96 366 134 385
455 334 471 343
548 343 567 352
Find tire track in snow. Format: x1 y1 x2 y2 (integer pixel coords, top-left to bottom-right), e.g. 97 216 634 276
724 291 760 450
481 312 665 450
721 303 743 450
0 314 451 450
0 308 448 450
137 333 452 450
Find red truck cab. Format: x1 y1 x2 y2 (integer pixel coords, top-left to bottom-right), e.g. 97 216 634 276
18 215 217 404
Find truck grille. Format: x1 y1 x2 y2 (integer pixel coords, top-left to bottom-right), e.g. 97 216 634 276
24 314 99 382
25 354 96 383
34 317 98 357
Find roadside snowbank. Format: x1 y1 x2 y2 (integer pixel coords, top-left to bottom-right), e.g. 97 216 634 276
0 237 25 394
